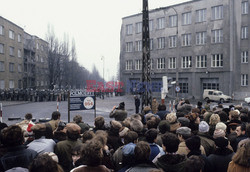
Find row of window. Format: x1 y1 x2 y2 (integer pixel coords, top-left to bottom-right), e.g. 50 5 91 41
125 26 248 52
0 25 22 43
126 2 248 35
0 43 22 57
0 79 48 89
126 54 224 70
0 61 22 73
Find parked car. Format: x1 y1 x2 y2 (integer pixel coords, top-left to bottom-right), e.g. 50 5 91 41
203 89 232 103
245 97 250 105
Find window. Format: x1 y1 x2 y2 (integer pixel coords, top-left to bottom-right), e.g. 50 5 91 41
135 40 142 51
179 83 188 93
203 83 219 90
36 55 39 62
0 61 4 72
169 15 177 27
182 33 191 46
18 49 21 58
41 81 44 86
196 9 206 22
9 30 14 39
157 37 165 49
211 5 223 20
157 58 165 69
182 56 192 68
37 81 39 87
9 47 14 56
149 20 154 31
242 1 248 14
150 39 153 50
241 51 248 63
18 34 21 42
241 74 248 86
241 26 248 39
0 25 3 35
0 44 4 54
18 64 22 73
196 31 207 45
41 45 44 51
169 57 176 69
136 22 142 34
36 43 39 49
211 54 223 67
135 60 142 70
126 24 133 35
169 35 177 48
157 17 165 29
150 59 154 69
9 63 14 72
211 29 223 43
9 80 14 89
0 80 5 89
126 60 133 70
126 42 133 52
182 12 191 25
41 57 44 63
196 55 207 68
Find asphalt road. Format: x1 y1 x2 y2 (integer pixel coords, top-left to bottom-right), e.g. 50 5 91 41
1 95 249 126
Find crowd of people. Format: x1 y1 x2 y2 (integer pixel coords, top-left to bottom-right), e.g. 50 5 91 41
0 98 250 172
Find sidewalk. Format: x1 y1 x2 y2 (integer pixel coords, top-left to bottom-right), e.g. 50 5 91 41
0 101 30 107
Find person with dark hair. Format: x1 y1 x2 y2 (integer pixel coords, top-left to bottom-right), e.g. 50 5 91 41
227 139 250 172
93 116 109 132
155 132 187 172
27 123 56 154
207 137 234 172
155 120 170 146
82 130 95 143
107 120 123 152
0 125 38 171
204 99 211 111
29 154 63 172
73 115 90 134
48 111 61 131
218 111 229 123
134 95 140 114
185 155 205 172
113 131 138 171
235 123 248 147
110 102 128 121
197 101 203 113
145 129 164 162
156 104 170 120
54 123 83 172
16 113 35 136
125 141 159 172
70 140 111 172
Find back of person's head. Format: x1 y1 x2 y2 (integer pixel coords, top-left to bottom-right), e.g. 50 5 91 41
134 141 151 163
197 101 202 107
51 111 61 120
232 139 250 167
81 140 103 166
158 104 166 111
145 128 158 143
31 123 47 139
209 114 220 125
130 119 143 133
1 125 24 147
246 124 250 138
95 130 108 146
185 155 205 172
66 123 81 140
73 115 82 123
218 111 228 123
158 120 170 134
192 108 200 114
124 131 138 144
94 116 105 129
29 154 63 172
25 113 32 120
240 113 248 123
185 135 201 151
82 130 95 143
176 127 191 140
146 119 157 129
161 132 179 153
131 114 142 121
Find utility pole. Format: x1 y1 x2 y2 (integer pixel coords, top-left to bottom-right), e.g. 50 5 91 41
141 0 151 111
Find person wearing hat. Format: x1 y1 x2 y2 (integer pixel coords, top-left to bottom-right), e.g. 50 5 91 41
27 123 56 154
165 112 180 133
54 123 83 172
107 120 123 152
109 102 128 122
176 127 206 155
207 137 234 172
197 121 216 156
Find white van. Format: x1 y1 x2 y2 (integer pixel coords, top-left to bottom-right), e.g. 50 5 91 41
203 89 232 103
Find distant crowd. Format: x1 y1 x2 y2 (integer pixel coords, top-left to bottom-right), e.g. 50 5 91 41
0 98 249 172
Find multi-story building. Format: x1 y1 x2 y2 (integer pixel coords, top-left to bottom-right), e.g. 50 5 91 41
0 16 48 90
120 0 250 100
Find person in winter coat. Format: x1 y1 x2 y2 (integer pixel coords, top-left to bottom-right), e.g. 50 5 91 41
155 132 187 172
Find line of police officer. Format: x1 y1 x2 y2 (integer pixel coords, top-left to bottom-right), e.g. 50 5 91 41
0 89 68 102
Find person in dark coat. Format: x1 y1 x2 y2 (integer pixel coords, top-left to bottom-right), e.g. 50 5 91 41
0 125 38 171
110 102 128 121
207 137 234 172
155 132 187 172
156 104 170 120
134 95 140 114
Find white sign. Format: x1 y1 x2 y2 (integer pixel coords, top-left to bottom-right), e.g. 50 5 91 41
83 96 95 109
175 86 180 92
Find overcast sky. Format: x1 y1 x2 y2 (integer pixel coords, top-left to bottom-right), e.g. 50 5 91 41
0 0 190 81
